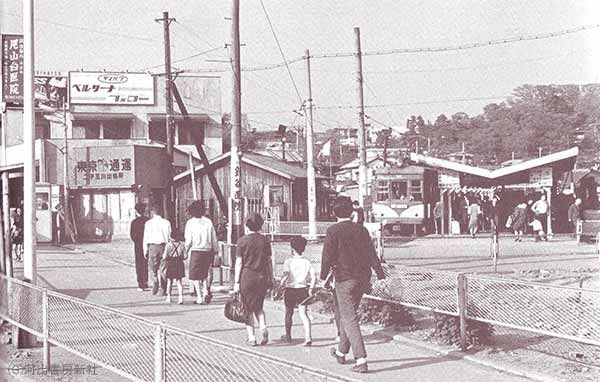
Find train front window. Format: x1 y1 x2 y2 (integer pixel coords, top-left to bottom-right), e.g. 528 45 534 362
410 180 422 201
389 181 408 200
376 180 389 201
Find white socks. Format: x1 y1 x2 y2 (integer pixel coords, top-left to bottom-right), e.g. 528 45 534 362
356 357 367 365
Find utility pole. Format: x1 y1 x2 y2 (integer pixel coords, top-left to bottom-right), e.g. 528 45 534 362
305 49 317 240
228 0 243 245
23 0 36 284
354 27 368 208
155 11 176 223
61 100 71 243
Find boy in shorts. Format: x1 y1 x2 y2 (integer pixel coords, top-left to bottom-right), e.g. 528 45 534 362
278 236 316 346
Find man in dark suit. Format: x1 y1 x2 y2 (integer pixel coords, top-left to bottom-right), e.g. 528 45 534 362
321 197 385 374
130 203 149 291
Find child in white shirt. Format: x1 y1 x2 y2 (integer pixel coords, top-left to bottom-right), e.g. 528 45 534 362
278 236 316 346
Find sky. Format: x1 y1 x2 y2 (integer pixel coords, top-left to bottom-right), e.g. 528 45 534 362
2 0 600 131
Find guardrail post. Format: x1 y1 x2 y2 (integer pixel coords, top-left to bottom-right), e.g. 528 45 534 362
576 220 582 243
457 273 468 352
154 324 166 382
42 289 50 369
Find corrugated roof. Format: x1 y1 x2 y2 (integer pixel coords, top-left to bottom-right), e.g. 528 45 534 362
174 151 325 183
411 147 578 179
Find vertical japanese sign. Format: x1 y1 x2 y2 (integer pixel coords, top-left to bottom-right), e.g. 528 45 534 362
1 34 24 104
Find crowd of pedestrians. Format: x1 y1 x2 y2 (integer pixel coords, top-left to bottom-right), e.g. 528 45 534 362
129 196 385 374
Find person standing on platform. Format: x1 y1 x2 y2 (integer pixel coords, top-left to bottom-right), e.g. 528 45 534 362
467 199 481 237
568 198 582 236
184 201 218 304
321 197 385 374
143 205 171 295
130 203 149 291
351 200 365 225
531 194 549 241
433 201 443 234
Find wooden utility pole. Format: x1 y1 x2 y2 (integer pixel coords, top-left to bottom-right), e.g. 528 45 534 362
156 11 176 223
354 27 367 207
228 0 243 244
305 49 317 240
23 0 36 284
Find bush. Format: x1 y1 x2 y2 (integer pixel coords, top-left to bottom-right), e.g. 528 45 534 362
431 313 494 347
359 298 414 328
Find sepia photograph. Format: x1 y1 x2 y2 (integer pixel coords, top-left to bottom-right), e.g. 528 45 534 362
0 1 599 381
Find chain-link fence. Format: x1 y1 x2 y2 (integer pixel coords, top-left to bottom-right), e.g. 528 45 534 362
0 273 356 382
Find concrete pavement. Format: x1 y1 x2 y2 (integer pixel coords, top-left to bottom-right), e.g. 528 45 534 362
8 243 534 382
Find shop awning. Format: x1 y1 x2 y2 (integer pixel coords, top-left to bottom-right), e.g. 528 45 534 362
70 112 135 121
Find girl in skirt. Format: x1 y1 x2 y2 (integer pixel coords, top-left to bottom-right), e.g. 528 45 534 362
162 231 187 304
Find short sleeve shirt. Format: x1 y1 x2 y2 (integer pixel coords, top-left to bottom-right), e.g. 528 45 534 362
236 232 272 274
283 256 313 288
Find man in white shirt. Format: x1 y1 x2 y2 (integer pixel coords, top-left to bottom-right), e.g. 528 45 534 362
531 194 549 241
143 205 172 295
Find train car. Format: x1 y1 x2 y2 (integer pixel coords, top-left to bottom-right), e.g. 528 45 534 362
371 165 438 235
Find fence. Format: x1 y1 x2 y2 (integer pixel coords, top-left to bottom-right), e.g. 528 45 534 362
0 274 355 382
366 264 600 349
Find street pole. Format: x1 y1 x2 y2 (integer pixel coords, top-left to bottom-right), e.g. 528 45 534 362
23 0 36 284
354 27 367 208
62 100 70 243
156 11 176 223
305 49 317 240
228 0 243 245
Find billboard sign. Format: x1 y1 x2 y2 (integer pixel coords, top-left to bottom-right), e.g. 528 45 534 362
69 72 155 105
71 145 135 187
35 75 67 109
1 34 24 104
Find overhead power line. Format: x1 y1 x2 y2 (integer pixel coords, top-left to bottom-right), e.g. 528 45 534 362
140 46 224 71
181 23 600 74
316 95 506 110
6 11 159 42
258 0 304 104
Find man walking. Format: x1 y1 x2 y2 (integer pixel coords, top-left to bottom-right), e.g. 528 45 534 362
130 203 149 291
568 198 582 237
321 197 385 373
143 205 172 295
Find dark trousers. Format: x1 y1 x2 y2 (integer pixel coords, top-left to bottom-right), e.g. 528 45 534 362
538 213 548 236
134 244 148 288
334 279 367 359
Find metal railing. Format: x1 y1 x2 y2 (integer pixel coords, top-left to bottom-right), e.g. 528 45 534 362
365 264 600 349
0 274 355 382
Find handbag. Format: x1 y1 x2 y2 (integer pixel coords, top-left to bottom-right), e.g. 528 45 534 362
224 292 248 323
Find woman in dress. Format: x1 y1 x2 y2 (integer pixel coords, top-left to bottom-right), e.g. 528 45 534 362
467 198 481 237
233 213 274 346
184 201 218 305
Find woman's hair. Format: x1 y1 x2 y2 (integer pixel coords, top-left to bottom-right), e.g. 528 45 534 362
187 201 205 218
333 196 353 219
246 213 264 232
171 229 184 241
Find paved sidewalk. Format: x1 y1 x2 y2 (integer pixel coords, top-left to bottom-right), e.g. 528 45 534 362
12 244 531 382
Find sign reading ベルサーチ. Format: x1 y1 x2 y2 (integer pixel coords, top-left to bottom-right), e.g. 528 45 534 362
1 34 24 104
71 146 135 187
69 72 155 105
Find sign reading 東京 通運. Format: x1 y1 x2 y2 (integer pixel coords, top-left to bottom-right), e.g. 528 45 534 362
1 34 24 104
69 72 155 105
72 146 135 187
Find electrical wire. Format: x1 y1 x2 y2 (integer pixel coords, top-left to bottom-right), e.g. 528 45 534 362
316 95 506 110
180 23 600 74
258 0 304 104
5 11 159 43
140 46 225 71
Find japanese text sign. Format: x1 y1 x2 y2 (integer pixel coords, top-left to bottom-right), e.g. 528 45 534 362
69 72 155 105
1 34 24 104
71 146 135 187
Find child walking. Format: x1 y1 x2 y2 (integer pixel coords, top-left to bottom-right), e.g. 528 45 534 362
278 237 316 346
162 231 187 304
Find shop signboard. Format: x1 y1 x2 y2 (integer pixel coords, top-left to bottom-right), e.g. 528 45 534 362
69 72 155 105
35 74 67 109
1 34 24 104
529 166 552 187
438 170 460 189
71 146 135 187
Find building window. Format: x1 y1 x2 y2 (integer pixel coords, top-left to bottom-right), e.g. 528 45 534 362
376 180 389 201
103 119 132 139
410 180 422 201
149 120 167 143
73 120 101 139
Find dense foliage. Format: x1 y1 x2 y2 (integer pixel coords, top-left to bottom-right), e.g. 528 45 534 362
373 84 600 167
